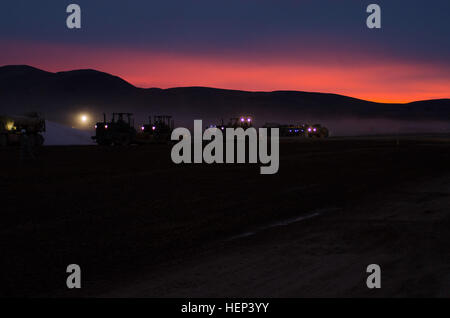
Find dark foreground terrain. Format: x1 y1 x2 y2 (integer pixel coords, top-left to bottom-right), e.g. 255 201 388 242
1 136 450 297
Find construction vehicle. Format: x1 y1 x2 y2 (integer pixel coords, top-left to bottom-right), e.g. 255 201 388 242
209 116 254 131
0 112 46 147
92 113 136 146
138 115 174 143
263 123 306 137
229 115 253 129
263 122 329 138
305 124 329 138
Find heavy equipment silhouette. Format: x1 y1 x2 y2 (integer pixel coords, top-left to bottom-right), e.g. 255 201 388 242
92 113 175 146
0 112 46 147
263 122 329 138
305 124 329 138
139 115 174 143
92 113 136 146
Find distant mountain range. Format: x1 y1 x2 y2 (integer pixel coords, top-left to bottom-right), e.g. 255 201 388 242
1 65 449 135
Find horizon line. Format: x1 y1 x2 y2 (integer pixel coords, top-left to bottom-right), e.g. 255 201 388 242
2 64 449 105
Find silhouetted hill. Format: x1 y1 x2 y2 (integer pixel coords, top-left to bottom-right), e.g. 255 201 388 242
0 65 449 135
0 65 136 95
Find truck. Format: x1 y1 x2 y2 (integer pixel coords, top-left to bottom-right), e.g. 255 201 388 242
138 115 174 143
263 123 306 137
0 112 46 147
263 122 329 138
92 113 137 146
92 113 175 146
209 116 254 131
228 116 254 129
305 124 329 138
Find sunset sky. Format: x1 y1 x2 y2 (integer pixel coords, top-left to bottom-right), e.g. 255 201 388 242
1 0 449 103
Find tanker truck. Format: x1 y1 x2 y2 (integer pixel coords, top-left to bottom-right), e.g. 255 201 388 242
0 112 46 147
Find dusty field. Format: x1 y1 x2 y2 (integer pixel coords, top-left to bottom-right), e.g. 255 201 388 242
1 136 450 297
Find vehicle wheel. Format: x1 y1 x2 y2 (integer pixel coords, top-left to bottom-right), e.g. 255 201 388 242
0 134 7 147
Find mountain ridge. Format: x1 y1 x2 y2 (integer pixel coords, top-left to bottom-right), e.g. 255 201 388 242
0 65 449 135
2 64 447 104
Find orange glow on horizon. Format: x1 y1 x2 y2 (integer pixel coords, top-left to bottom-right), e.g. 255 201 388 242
2 41 449 103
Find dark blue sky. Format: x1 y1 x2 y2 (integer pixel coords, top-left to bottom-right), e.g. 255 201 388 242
1 1 449 59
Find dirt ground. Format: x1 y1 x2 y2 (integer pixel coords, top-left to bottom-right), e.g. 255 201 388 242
1 136 450 297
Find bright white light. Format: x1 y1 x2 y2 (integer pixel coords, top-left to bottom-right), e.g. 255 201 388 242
80 115 88 123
